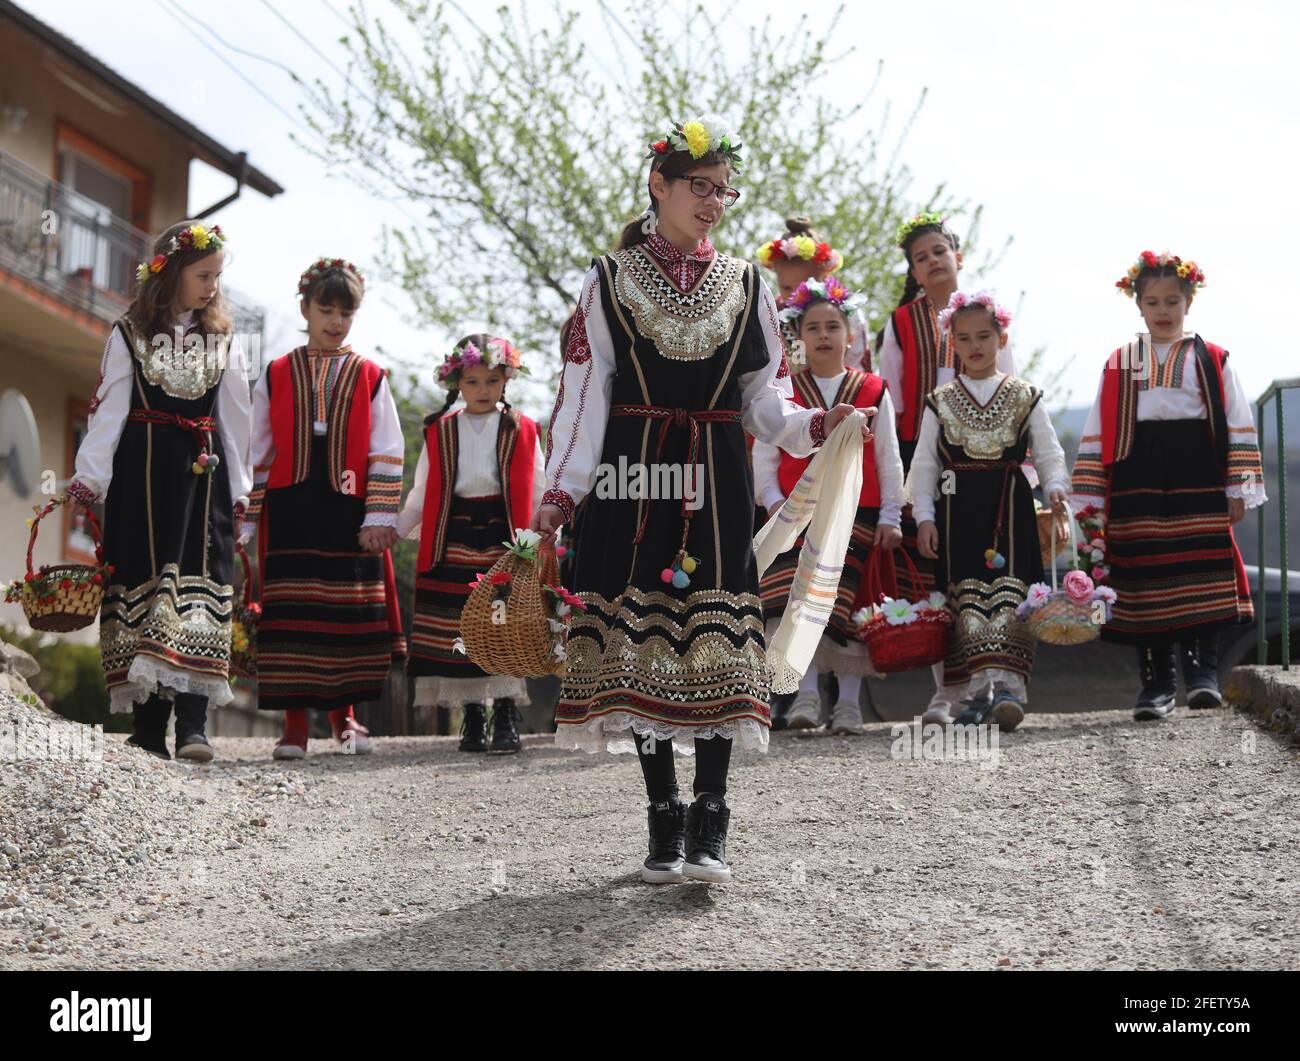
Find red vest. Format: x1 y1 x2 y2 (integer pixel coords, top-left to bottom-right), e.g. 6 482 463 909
417 408 538 571
265 348 387 498
777 368 884 507
892 298 953 443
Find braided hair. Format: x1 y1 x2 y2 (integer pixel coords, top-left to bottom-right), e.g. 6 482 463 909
896 220 961 308
424 332 513 425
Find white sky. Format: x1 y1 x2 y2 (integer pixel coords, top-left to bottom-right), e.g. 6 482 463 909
29 0 1300 417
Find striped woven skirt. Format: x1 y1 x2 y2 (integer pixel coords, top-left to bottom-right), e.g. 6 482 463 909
408 495 528 708
760 506 881 676
1102 419 1252 645
256 437 404 712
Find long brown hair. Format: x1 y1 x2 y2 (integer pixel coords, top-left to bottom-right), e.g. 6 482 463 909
126 220 233 338
614 148 732 251
896 219 961 308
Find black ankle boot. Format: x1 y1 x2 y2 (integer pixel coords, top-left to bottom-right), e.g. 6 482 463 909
769 692 795 732
126 696 171 760
489 698 521 754
459 703 488 752
683 794 732 884
641 797 686 884
1180 634 1222 709
1134 644 1177 720
173 693 214 762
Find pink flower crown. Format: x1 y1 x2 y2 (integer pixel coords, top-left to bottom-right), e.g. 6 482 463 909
298 257 365 299
1115 250 1205 298
436 338 529 390
937 290 1013 332
776 277 864 322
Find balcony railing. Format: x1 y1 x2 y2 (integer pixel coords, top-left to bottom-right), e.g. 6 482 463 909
0 146 263 340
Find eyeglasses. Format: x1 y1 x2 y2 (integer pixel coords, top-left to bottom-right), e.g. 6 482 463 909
672 175 741 207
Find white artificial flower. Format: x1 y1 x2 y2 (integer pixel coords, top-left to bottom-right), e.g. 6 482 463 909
882 599 915 625
850 607 872 626
926 591 948 610
552 642 567 661
514 528 542 549
547 618 565 633
554 600 571 618
452 637 466 656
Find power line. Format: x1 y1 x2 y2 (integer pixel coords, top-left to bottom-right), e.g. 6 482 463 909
318 0 353 30
171 0 301 81
258 0 353 86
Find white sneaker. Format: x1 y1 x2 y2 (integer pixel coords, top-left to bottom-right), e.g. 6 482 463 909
830 700 864 735
786 691 822 730
921 702 953 725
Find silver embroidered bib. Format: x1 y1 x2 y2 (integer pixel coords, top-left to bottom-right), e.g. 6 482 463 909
122 320 226 400
611 248 747 361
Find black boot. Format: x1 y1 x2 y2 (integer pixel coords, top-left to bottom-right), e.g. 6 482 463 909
173 693 214 762
458 703 488 752
1134 643 1177 720
489 698 522 754
126 696 171 760
769 692 795 732
1180 634 1222 709
641 797 686 884
683 794 732 884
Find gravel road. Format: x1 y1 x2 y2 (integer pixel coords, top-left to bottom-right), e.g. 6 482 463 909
1 690 1296 970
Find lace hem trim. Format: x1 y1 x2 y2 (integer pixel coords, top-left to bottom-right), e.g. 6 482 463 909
108 656 234 714
552 710 769 756
412 674 529 708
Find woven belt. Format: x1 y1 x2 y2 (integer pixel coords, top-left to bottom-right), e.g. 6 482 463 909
128 410 218 476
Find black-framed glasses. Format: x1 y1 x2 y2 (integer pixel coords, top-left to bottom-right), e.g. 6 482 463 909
672 175 741 207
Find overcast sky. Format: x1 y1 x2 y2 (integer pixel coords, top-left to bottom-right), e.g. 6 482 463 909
29 0 1300 417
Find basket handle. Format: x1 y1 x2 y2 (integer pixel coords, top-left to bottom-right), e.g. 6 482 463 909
236 542 260 608
27 496 103 576
864 542 913 606
1050 503 1079 592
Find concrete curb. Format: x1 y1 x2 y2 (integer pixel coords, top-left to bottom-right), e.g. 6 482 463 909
1225 665 1300 742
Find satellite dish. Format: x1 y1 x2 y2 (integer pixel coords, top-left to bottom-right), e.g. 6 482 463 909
0 389 41 498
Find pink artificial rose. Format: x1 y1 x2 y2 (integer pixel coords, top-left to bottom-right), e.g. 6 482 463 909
1062 569 1095 605
1091 565 1106 581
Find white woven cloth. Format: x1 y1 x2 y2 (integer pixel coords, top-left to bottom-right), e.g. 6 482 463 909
753 411 866 694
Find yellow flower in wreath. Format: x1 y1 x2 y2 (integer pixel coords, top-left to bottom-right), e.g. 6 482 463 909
681 121 710 159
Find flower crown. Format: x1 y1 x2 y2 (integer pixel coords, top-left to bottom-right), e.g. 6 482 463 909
937 289 1013 332
135 224 225 284
894 211 947 248
647 115 743 173
756 235 843 273
298 257 365 299
1114 250 1205 298
436 337 530 390
777 277 864 322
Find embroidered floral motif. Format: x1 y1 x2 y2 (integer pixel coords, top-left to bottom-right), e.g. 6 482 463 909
611 246 746 361
931 376 1038 459
564 285 595 365
124 320 226 400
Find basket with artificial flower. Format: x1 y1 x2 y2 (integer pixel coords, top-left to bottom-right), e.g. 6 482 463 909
4 497 111 632
457 528 586 678
229 543 261 680
1017 508 1116 645
1035 498 1070 568
851 548 952 673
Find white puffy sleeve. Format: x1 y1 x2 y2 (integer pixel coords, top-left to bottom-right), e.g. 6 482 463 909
873 389 905 527
397 443 428 540
216 335 253 509
751 438 785 511
878 314 904 427
245 370 274 521
1027 398 1069 499
70 326 134 503
1223 356 1266 508
542 266 615 522
362 373 405 528
903 406 943 525
739 281 823 457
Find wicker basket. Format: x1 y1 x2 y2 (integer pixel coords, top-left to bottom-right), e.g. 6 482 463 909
459 545 565 678
853 549 951 673
230 543 260 680
13 498 106 632
1026 510 1101 646
1036 506 1069 567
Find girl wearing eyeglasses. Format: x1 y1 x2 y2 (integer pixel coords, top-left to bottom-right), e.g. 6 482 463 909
536 116 873 886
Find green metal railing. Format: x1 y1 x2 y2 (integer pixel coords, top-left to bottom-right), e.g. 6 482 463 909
1256 377 1297 668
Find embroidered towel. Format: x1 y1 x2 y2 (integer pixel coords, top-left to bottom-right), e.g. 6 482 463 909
754 411 866 693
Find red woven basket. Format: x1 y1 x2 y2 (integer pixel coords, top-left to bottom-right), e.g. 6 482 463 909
853 549 951 673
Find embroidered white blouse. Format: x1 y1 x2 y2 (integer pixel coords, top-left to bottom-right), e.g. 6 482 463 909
247 349 405 528
72 311 253 508
396 407 546 539
752 375 905 527
906 372 1070 525
1070 333 1266 511
544 263 823 518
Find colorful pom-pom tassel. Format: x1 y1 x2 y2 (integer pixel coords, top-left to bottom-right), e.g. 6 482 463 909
191 462 204 475
660 568 674 584
207 453 220 469
992 552 1006 569
681 556 697 574
671 569 690 589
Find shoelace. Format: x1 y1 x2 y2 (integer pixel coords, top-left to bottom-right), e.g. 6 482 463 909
691 807 728 859
649 806 684 860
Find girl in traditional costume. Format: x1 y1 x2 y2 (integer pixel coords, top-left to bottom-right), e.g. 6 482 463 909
67 220 252 762
536 116 871 885
909 291 1069 730
879 214 1018 723
246 259 406 759
753 278 904 733
395 335 543 754
1072 253 1264 720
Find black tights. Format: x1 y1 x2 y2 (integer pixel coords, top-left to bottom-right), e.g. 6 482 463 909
635 734 732 803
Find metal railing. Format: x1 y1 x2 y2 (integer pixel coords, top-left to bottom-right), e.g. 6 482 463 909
1256 377 1297 668
0 146 264 340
